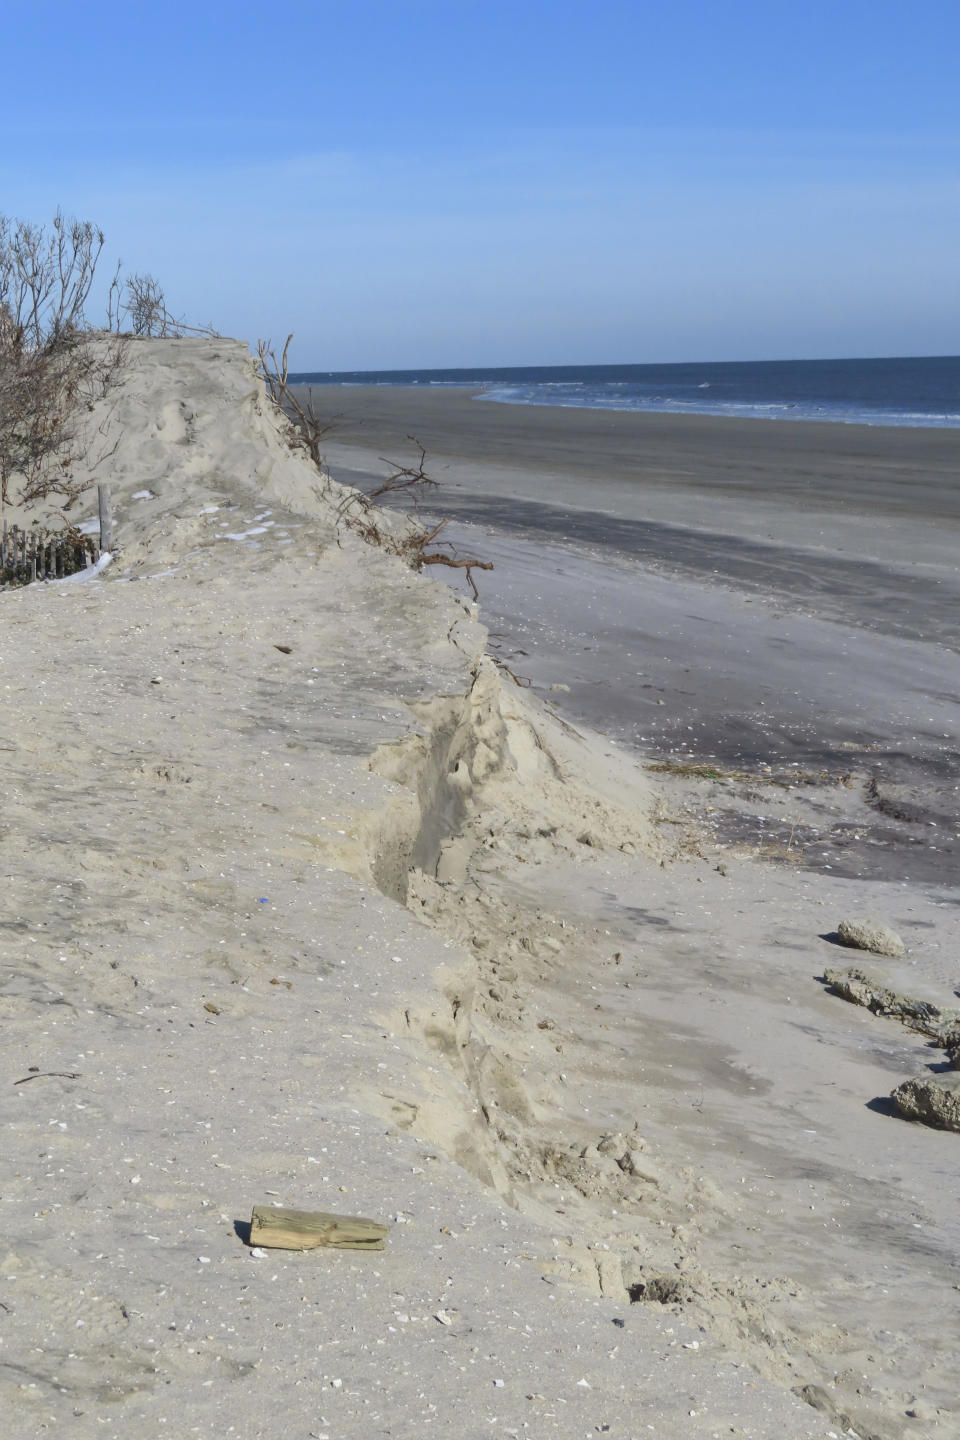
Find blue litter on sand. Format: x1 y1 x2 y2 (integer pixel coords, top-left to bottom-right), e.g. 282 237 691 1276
258 898 269 903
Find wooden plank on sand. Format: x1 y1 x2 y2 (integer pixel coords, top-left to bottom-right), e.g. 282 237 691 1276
250 1205 389 1251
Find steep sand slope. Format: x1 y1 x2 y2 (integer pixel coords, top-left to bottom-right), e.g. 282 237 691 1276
0 339 833 1438
314 378 960 1437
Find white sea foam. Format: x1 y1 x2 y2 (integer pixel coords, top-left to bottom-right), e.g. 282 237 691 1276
298 358 960 429
475 385 960 428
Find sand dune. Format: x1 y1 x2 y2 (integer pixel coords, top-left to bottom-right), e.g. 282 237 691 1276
2 338 954 1438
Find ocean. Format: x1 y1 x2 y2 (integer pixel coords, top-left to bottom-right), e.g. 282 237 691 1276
292 354 960 428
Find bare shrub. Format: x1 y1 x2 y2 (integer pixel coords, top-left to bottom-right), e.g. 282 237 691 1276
118 273 218 339
258 332 493 597
0 210 126 516
0 211 105 346
124 273 169 336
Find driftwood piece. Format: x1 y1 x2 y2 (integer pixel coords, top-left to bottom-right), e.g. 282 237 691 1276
250 1205 389 1251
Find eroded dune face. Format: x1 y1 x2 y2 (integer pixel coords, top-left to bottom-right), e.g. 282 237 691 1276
0 337 953 1440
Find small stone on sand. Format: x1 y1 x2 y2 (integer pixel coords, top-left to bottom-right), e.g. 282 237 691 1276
835 917 904 957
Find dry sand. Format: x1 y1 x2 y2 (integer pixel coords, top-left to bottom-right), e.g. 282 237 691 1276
1 340 955 1439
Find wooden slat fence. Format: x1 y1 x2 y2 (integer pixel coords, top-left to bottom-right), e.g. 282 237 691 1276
0 524 100 587
0 485 112 589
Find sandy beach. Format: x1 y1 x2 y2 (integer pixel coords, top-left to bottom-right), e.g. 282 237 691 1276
306 382 960 544
316 387 960 878
315 384 960 1433
1 342 957 1440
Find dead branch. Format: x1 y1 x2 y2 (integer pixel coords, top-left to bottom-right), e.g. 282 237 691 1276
422 550 495 600
263 343 493 599
490 656 533 687
367 438 439 502
257 334 338 469
329 471 494 598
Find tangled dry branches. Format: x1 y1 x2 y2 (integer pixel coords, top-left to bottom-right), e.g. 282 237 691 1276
110 272 219 339
0 211 127 513
258 332 493 598
257 335 339 469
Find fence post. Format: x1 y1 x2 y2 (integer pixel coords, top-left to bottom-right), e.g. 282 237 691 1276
98 484 114 552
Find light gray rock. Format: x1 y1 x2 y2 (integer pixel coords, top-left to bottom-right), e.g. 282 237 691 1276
824 965 960 1037
835 917 905 957
892 1075 960 1133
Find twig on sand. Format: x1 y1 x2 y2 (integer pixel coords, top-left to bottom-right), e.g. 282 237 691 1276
13 1070 81 1085
491 657 533 687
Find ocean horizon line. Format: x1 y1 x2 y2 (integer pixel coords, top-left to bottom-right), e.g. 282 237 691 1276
292 351 960 379
291 354 960 430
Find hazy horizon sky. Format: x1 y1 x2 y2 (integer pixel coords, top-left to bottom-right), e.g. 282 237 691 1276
3 1 958 370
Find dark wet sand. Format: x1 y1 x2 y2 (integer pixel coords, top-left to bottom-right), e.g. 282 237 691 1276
302 386 960 885
300 383 960 524
308 385 960 646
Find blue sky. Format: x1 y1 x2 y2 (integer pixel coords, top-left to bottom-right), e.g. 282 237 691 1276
2 1 958 368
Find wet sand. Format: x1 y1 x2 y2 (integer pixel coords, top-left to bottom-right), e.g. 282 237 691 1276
298 383 960 513
310 386 960 887
308 385 960 635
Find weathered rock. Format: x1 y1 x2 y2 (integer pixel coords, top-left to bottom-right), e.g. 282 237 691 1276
835 917 905 957
617 1150 660 1185
940 1022 960 1069
823 966 960 1038
596 1131 628 1156
892 1075 960 1133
